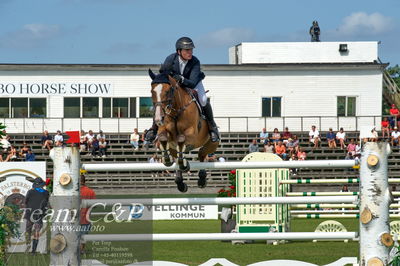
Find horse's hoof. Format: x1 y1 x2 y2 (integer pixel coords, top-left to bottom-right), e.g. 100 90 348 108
175 171 183 184
178 159 190 172
198 169 207 179
177 182 188 193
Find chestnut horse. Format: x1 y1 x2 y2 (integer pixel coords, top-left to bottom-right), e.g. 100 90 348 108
149 70 219 192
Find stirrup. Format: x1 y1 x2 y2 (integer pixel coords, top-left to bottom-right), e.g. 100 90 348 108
210 128 220 142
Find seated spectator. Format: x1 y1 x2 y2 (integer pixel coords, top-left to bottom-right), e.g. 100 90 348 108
90 136 99 157
286 138 296 156
149 153 160 177
347 139 356 156
41 130 53 151
98 138 107 158
345 152 354 160
0 130 11 152
292 135 299 148
381 117 390 139
296 147 307 160
282 127 292 144
309 125 320 148
263 141 274 153
274 141 287 160
19 143 30 158
336 127 346 149
326 128 336 149
355 140 361 157
130 128 140 150
271 128 281 145
392 127 400 146
218 156 226 162
4 146 17 162
80 130 87 152
289 153 298 175
205 153 217 162
370 127 378 142
85 130 95 149
54 130 64 146
96 130 106 142
141 129 150 150
25 148 36 161
340 185 349 192
248 139 259 153
259 128 269 144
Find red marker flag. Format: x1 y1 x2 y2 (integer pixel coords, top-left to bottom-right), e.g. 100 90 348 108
66 131 80 144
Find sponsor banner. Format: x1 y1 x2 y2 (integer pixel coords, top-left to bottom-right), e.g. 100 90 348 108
115 204 218 220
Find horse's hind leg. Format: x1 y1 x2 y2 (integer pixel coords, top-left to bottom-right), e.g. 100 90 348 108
159 131 173 167
198 140 219 188
175 170 188 193
177 134 190 171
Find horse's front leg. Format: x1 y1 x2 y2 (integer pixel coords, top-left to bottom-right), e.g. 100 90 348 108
177 134 190 171
158 129 173 167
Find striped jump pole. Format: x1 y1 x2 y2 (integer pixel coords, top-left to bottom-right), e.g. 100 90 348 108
291 203 400 209
287 191 400 196
293 214 400 219
280 178 400 185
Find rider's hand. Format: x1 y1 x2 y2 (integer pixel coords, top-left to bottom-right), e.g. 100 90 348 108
172 73 184 83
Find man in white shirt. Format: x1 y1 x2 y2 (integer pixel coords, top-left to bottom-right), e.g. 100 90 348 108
336 127 346 149
308 125 320 148
259 128 269 144
54 130 64 147
392 127 400 146
85 130 95 149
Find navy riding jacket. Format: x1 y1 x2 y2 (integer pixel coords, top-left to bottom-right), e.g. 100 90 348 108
160 53 205 89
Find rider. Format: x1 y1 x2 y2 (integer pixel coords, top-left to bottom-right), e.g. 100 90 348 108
145 37 220 142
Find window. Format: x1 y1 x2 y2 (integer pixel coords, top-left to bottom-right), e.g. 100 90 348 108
113 98 128 118
262 97 281 117
139 97 153 117
0 98 9 118
64 98 80 118
29 98 46 118
83 98 99 118
102 97 136 118
337 96 356 116
11 98 28 118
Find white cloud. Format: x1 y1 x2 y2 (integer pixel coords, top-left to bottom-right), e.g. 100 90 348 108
198 27 256 48
336 12 393 36
0 24 61 49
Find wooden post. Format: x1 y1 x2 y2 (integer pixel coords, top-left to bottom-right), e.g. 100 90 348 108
359 142 393 266
49 147 81 266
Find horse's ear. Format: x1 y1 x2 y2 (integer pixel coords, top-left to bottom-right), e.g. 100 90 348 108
148 69 156 80
168 75 177 87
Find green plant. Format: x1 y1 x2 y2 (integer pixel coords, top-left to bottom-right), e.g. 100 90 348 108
217 170 236 197
0 204 21 266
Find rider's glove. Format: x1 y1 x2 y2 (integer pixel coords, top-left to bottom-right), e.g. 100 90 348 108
172 73 184 83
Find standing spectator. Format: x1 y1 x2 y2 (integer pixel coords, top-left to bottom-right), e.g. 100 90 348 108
80 172 96 254
54 130 64 147
85 130 95 150
41 130 53 151
282 127 292 144
98 138 107 158
381 117 390 139
326 128 337 149
274 141 287 160
24 178 49 255
392 127 400 147
259 128 269 144
336 127 346 149
263 141 274 153
25 149 36 161
90 136 99 157
390 104 399 127
347 139 356 156
309 125 320 148
248 139 259 153
80 130 87 152
130 128 140 151
271 128 281 145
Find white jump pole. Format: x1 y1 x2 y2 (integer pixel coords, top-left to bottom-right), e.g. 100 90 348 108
280 178 400 185
359 142 392 265
83 232 357 242
81 160 356 172
82 195 358 207
291 203 400 209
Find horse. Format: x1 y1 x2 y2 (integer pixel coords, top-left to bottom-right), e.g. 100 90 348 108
148 70 219 192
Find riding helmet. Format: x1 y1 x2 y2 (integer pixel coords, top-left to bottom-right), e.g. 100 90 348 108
175 37 195 50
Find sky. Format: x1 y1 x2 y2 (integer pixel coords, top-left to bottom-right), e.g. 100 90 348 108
0 0 399 66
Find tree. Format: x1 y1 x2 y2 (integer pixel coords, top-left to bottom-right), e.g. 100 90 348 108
387 64 400 89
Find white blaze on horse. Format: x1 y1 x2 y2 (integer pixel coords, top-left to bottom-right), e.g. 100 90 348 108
149 70 219 192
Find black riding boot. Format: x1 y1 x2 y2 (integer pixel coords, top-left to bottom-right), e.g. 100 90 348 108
145 122 158 142
203 102 220 142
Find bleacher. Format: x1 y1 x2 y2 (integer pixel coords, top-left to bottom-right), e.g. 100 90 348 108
4 131 398 195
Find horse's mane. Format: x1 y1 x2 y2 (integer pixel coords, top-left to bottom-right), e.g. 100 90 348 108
151 71 170 85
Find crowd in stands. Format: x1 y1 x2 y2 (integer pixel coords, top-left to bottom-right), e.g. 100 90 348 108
0 130 36 162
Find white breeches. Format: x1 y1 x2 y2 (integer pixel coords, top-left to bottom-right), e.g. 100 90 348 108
194 81 207 107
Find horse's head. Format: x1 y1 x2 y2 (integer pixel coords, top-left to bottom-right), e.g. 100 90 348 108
148 69 178 126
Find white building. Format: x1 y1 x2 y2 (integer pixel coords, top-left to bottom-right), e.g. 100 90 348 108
0 41 384 133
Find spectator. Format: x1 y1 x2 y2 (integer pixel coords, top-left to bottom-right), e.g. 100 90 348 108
85 130 95 150
90 136 99 157
392 127 400 146
80 172 96 254
292 135 299 148
296 147 307 160
286 138 296 157
4 146 17 162
263 141 274 153
218 156 226 162
248 139 259 153
289 153 298 175
381 117 390 139
41 130 53 151
54 130 64 147
345 152 354 160
25 148 36 161
355 140 361 157
326 128 337 149
370 127 378 142
282 127 292 144
130 128 140 150
347 139 356 156
336 127 346 149
390 104 399 126
141 129 150 150
340 185 349 192
259 128 269 144
19 143 30 158
98 138 107 158
205 153 217 162
149 153 161 177
96 130 106 141
0 130 11 152
271 128 281 145
275 141 287 160
80 130 87 152
309 125 320 148
24 177 49 255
